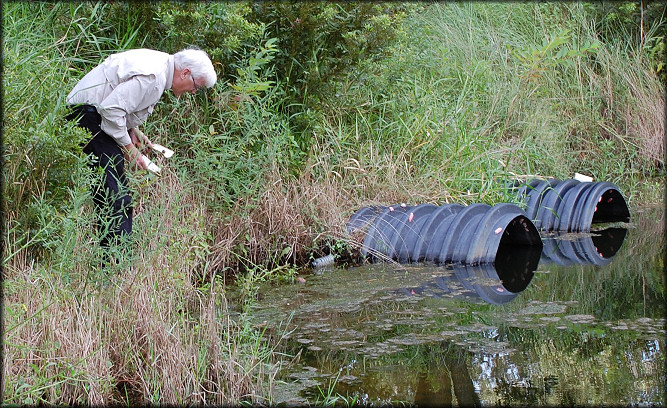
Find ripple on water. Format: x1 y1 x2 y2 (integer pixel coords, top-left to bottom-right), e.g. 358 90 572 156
360 343 405 357
517 301 569 315
563 314 596 324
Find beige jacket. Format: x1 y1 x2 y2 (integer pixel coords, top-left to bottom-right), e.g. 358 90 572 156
66 49 174 146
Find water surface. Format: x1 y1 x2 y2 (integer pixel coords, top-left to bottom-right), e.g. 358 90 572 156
248 205 665 406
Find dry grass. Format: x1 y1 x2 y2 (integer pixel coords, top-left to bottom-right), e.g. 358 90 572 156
589 44 665 169
209 168 316 270
622 65 665 167
205 134 468 274
2 171 279 405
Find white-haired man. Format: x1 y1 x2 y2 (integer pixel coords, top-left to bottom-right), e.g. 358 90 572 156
66 48 217 261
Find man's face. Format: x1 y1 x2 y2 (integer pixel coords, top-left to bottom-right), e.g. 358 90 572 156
172 68 201 97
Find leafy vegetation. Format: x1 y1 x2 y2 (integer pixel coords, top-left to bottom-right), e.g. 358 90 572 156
2 1 664 405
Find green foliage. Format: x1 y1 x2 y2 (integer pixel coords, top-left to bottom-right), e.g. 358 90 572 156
149 2 265 79
584 1 667 82
249 3 420 107
73 2 266 81
318 2 663 206
314 367 361 407
230 38 279 96
177 38 304 212
2 2 107 256
511 28 600 83
585 1 666 42
50 3 146 66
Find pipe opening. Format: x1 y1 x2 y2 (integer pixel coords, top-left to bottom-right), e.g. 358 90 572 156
493 215 542 286
591 227 628 258
499 215 542 247
592 189 630 224
494 245 540 293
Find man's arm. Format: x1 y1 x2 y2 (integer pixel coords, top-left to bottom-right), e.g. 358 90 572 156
122 143 148 170
98 75 163 146
129 127 153 151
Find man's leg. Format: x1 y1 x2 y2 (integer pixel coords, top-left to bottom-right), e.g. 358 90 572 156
66 106 134 261
94 150 133 250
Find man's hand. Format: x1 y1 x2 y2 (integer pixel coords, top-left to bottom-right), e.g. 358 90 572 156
123 143 148 170
129 127 153 153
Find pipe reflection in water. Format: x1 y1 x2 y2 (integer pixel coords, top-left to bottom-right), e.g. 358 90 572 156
397 243 541 305
393 227 628 307
540 227 628 266
364 226 628 307
348 206 628 305
258 206 661 407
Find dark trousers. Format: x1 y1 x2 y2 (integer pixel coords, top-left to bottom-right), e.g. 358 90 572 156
66 105 133 251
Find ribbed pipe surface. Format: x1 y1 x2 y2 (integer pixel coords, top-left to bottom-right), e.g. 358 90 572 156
515 179 630 232
347 203 542 265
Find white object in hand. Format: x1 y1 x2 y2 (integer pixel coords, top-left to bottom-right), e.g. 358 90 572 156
142 154 161 173
151 143 174 158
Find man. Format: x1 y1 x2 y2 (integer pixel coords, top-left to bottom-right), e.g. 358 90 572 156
65 48 217 262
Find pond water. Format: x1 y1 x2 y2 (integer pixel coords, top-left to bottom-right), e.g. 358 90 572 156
246 205 665 406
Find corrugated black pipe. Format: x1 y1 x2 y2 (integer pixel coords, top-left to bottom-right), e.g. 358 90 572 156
347 203 542 265
515 179 630 232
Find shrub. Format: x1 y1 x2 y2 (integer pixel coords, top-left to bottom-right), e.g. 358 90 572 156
180 38 304 212
2 2 118 257
249 3 420 106
148 2 265 79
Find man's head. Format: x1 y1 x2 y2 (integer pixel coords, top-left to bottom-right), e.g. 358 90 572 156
172 48 217 97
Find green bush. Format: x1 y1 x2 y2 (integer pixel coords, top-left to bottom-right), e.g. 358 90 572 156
177 39 304 212
149 2 265 79
2 2 115 256
249 3 419 105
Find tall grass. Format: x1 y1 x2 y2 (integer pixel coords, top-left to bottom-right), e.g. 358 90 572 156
317 2 664 206
2 2 281 405
3 170 284 404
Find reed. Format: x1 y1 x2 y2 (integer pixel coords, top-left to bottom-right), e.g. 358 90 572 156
3 169 286 404
318 2 664 206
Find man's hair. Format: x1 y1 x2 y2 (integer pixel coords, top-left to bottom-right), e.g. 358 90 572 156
174 48 217 88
